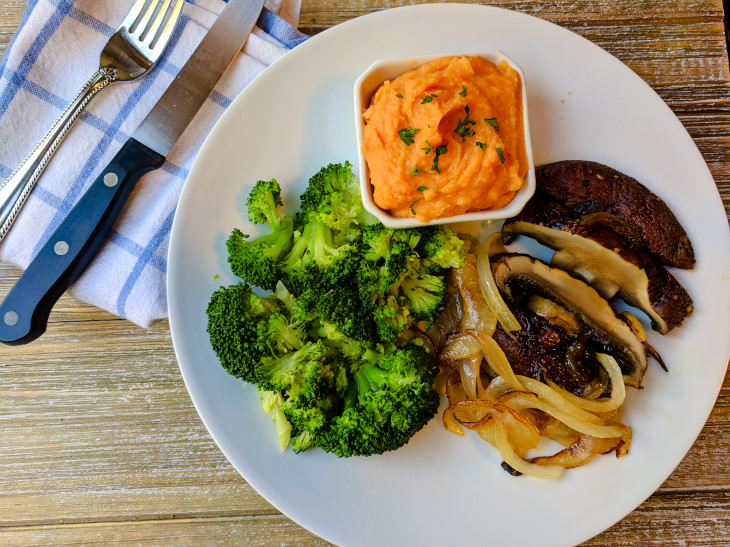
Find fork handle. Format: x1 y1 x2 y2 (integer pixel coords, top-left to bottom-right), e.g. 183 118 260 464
0 67 117 242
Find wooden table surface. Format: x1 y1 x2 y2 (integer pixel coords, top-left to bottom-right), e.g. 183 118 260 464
1 1 728 545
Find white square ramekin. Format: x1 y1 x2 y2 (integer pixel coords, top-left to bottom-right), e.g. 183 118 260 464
354 51 535 229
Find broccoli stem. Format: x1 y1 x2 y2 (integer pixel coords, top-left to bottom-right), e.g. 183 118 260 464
342 379 359 411
361 364 391 387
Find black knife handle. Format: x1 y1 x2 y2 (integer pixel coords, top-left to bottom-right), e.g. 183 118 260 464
0 138 165 345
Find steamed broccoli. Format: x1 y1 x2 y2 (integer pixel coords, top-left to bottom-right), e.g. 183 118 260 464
206 279 441 457
400 272 447 324
256 339 329 400
207 162 466 457
356 223 462 342
226 179 294 291
205 282 275 384
299 162 376 231
416 224 467 270
316 344 441 457
280 219 360 292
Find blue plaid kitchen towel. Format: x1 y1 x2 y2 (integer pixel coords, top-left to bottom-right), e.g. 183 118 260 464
0 0 307 327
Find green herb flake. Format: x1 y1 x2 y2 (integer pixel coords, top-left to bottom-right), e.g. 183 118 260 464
411 165 422 176
420 93 438 104
421 140 434 154
496 147 505 164
430 144 448 174
398 128 421 145
410 200 419 215
459 85 467 97
485 117 499 131
476 141 487 150
417 185 427 192
454 105 476 142
395 93 403 98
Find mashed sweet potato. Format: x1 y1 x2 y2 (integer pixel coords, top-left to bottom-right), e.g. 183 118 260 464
361 55 528 223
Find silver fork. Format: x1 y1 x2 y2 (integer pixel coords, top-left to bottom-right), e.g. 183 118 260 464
0 0 185 242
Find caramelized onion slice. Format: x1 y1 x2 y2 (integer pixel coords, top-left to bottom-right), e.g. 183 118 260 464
445 370 469 406
498 391 631 445
440 329 524 396
454 253 498 335
445 399 541 450
494 422 563 479
475 233 521 332
482 376 513 401
479 333 524 391
440 333 485 400
538 417 580 448
545 353 626 413
528 433 622 468
515 375 603 425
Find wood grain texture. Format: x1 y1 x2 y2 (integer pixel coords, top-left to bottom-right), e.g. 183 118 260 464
1 1 728 546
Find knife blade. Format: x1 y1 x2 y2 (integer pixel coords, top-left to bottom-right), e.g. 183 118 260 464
0 0 266 345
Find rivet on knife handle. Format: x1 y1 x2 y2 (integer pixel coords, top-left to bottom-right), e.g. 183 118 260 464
0 139 164 345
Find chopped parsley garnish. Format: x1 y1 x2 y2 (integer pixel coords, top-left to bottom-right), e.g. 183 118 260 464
410 200 419 215
476 141 487 150
411 165 422 176
417 185 427 192
421 140 434 154
421 93 438 104
484 117 500 131
398 128 420 145
496 147 505 164
395 93 403 98
454 105 476 142
459 85 467 97
430 144 448 174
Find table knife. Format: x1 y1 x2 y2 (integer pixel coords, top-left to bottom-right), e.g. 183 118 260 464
0 0 266 345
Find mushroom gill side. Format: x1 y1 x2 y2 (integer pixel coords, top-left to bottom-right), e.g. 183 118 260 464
491 254 648 390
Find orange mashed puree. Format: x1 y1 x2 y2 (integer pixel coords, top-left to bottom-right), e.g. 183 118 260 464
361 56 528 222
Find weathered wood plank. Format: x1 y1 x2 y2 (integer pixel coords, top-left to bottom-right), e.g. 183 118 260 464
0 516 333 547
296 0 726 34
0 491 727 547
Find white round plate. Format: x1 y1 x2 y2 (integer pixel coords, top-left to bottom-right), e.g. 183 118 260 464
168 4 730 546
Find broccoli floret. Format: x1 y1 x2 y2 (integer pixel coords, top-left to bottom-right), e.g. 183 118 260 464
299 162 376 231
317 344 440 457
246 178 285 225
278 218 373 340
417 225 466 270
356 224 462 339
313 320 372 361
298 282 378 343
400 272 447 325
227 178 294 290
256 339 329 399
370 294 413 343
358 225 411 293
280 220 360 292
206 282 275 383
263 311 305 354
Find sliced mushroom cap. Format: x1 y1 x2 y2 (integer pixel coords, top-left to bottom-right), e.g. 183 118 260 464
491 254 648 388
530 160 695 269
502 219 694 334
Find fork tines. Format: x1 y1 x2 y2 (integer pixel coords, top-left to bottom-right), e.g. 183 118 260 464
126 0 185 51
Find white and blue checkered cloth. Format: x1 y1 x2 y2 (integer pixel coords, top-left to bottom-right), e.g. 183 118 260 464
0 0 306 327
